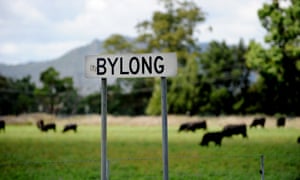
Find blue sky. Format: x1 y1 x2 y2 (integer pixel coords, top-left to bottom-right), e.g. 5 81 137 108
0 0 271 65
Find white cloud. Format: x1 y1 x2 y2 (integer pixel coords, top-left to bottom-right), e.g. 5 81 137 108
56 0 162 40
6 0 46 24
56 0 106 39
197 0 268 44
0 43 18 55
0 0 272 65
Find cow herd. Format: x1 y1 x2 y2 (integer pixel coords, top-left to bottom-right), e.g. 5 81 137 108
198 123 248 147
178 116 299 146
249 116 288 128
0 119 77 133
36 120 77 133
0 117 299 144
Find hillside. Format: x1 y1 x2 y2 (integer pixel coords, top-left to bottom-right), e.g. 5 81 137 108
0 39 208 95
0 39 115 95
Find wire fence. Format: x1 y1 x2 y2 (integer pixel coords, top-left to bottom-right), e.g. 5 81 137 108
2 153 299 180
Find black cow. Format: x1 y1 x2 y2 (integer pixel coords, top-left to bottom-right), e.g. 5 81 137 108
200 131 223 146
297 137 300 144
62 124 77 133
37 120 56 132
0 120 5 132
178 121 207 132
250 117 266 128
222 124 247 138
277 117 286 128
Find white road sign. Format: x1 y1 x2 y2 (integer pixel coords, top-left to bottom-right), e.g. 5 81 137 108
85 52 177 78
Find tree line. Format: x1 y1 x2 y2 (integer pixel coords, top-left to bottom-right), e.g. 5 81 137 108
0 0 299 116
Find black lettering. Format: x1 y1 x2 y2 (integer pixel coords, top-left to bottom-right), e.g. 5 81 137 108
120 57 129 74
97 58 106 75
107 57 118 75
129 57 140 74
154 56 164 73
141 56 152 74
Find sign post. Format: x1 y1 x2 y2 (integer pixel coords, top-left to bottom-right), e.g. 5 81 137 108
100 78 107 180
161 77 169 180
85 53 177 180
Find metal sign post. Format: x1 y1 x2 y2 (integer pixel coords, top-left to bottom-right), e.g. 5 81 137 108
161 77 169 180
85 53 177 180
101 78 107 180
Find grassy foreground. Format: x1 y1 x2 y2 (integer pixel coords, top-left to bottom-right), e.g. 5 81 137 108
0 115 299 180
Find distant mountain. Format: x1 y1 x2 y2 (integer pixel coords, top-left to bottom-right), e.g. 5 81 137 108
0 39 209 95
0 39 112 95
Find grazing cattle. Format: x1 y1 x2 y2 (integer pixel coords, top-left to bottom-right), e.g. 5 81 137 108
178 122 190 132
200 132 223 146
250 117 266 128
297 137 300 144
62 124 77 133
222 124 247 138
37 120 56 132
0 120 5 132
178 121 207 132
277 117 286 128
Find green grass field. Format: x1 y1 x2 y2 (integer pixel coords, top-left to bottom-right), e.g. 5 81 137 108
0 118 299 180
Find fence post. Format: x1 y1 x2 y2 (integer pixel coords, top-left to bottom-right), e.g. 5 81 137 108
106 160 110 180
260 155 264 180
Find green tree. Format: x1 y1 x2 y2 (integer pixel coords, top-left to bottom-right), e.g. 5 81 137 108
58 77 79 114
246 0 300 115
35 67 77 114
99 0 205 115
77 93 100 114
198 40 250 115
107 79 153 115
0 75 37 115
166 54 202 115
138 0 205 115
102 34 154 115
14 76 37 114
231 41 252 113
136 0 204 65
103 34 134 53
0 75 15 115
